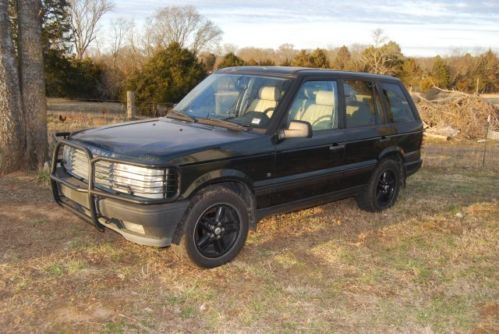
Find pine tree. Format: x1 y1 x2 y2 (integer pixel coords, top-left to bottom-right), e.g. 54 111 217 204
333 46 351 70
128 43 207 115
431 56 450 89
218 52 245 69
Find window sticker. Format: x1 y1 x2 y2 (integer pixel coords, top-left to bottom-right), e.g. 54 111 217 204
251 118 261 125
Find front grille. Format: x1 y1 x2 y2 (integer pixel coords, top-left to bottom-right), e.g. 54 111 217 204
62 145 177 199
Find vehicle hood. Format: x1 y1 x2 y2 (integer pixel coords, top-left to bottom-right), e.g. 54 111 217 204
70 118 259 165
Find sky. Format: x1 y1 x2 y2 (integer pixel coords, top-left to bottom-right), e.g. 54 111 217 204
102 0 499 56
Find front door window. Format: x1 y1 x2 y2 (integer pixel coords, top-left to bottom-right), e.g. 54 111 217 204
288 81 339 131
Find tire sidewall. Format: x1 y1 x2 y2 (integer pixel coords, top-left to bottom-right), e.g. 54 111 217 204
182 187 249 268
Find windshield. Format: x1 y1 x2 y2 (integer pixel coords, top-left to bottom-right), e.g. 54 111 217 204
173 74 291 130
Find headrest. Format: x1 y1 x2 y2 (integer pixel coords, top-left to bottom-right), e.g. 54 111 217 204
315 91 335 106
304 87 315 99
259 86 279 101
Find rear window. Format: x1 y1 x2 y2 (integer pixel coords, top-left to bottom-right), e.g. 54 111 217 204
381 83 415 123
343 80 382 128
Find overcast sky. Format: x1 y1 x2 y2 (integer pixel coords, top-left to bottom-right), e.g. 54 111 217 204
102 0 499 56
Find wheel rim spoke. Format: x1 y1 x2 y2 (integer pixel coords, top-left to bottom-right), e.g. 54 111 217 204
215 206 224 223
197 234 211 250
216 239 226 253
198 221 212 232
376 169 396 207
224 227 238 234
213 239 222 253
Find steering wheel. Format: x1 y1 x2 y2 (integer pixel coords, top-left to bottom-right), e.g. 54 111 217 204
263 107 275 117
312 115 333 128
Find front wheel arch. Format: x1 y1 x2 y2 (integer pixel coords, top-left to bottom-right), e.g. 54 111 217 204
172 180 256 245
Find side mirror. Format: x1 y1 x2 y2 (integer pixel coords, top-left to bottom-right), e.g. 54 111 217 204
279 120 312 140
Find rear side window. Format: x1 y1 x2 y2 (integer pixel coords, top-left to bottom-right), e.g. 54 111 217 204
343 80 381 128
381 83 415 123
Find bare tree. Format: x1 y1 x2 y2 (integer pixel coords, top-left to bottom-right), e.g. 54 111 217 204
372 28 387 47
277 43 297 65
109 17 133 58
147 5 222 54
17 0 47 170
69 0 114 59
361 29 404 75
0 0 24 175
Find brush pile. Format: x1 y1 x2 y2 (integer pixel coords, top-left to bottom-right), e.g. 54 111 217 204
413 87 499 139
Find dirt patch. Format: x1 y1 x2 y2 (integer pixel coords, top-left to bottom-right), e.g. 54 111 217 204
53 304 115 323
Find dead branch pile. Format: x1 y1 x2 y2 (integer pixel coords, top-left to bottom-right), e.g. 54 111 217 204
414 87 499 139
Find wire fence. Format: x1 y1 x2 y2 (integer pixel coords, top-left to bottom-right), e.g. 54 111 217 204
422 141 499 171
46 98 499 172
47 98 175 118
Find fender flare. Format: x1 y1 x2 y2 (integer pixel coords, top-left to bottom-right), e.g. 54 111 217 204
183 169 254 199
378 146 405 162
172 169 256 244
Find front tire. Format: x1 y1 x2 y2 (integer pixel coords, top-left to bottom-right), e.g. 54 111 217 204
356 158 402 212
177 185 249 268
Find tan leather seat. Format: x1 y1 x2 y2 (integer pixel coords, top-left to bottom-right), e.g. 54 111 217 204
348 101 374 127
299 91 336 130
248 86 279 114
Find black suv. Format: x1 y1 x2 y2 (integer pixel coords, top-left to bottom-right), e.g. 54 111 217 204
51 67 423 267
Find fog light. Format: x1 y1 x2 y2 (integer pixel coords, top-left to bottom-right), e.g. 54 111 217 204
123 221 145 235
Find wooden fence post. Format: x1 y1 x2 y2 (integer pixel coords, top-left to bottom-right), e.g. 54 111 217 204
127 91 136 120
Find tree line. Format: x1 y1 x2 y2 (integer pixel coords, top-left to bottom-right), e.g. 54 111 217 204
14 2 499 110
1 2 498 175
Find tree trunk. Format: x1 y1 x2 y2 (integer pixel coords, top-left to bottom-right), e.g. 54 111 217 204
17 0 47 170
0 0 25 175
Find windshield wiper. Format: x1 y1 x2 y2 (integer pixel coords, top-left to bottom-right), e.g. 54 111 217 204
166 109 197 123
196 117 248 131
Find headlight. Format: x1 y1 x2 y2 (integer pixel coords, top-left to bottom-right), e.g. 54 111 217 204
62 146 176 200
95 161 169 199
63 146 90 180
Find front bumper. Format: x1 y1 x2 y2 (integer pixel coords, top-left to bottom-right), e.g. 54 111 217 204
50 138 187 247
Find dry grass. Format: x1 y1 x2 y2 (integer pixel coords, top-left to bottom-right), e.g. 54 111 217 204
1 159 498 333
422 138 499 172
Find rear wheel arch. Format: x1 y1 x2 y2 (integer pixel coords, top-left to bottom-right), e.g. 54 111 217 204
378 146 405 163
378 147 406 184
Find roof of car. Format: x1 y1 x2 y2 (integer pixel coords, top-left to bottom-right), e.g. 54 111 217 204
216 66 400 81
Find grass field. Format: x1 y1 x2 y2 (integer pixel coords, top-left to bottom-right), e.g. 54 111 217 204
0 165 497 333
0 114 498 333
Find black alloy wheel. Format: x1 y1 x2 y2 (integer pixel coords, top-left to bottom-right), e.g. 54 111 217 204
356 158 402 212
176 185 250 268
194 204 241 258
376 170 397 207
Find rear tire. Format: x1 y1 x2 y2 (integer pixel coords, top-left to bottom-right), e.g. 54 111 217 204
356 158 402 212
174 185 249 268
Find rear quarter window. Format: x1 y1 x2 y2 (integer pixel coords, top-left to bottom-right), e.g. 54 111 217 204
381 83 416 123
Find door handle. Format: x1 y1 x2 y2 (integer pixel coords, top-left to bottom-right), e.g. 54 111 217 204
329 143 345 151
379 136 390 143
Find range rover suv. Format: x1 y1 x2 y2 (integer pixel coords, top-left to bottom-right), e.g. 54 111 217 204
51 67 423 268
